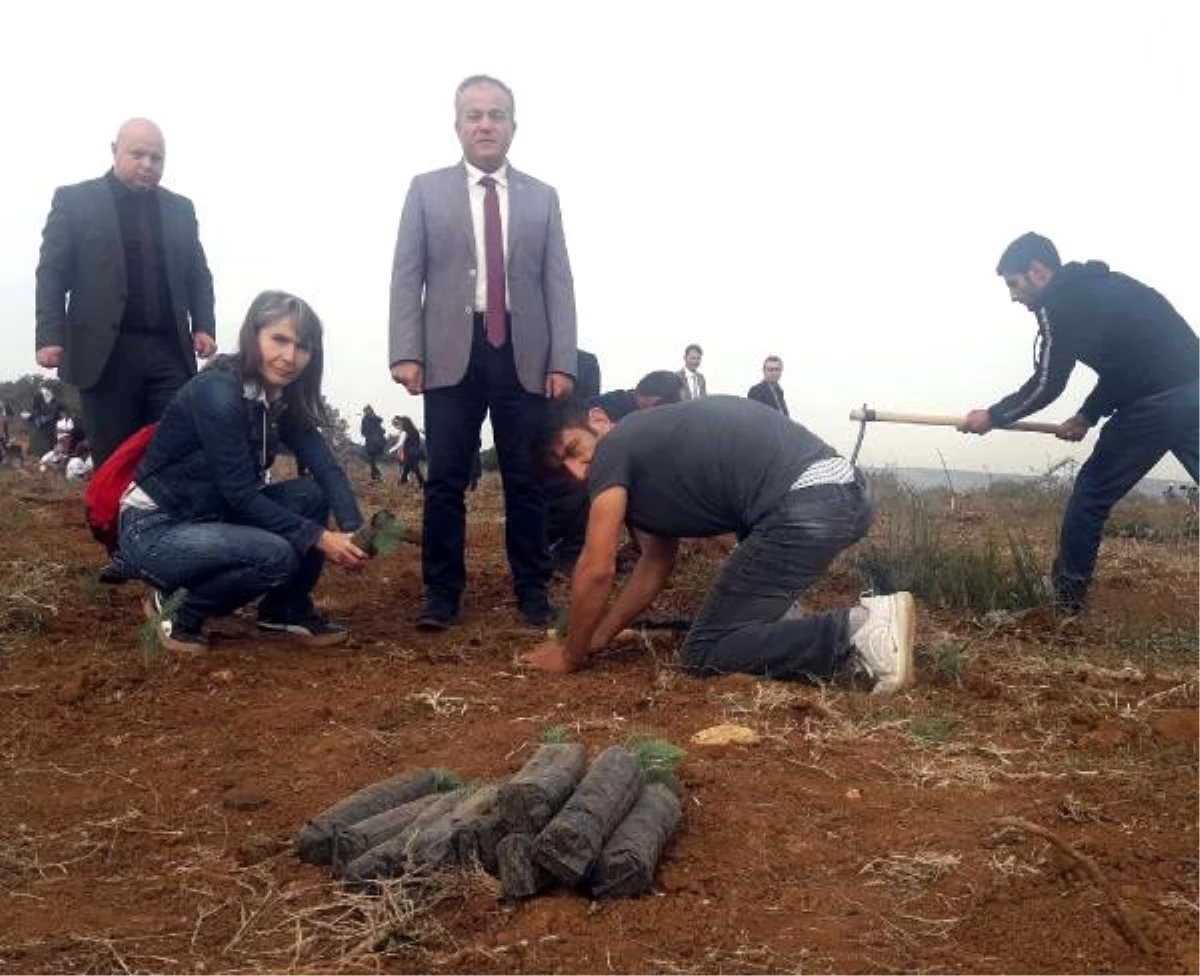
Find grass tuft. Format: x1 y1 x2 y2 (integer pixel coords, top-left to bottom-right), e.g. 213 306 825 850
855 488 1054 614
541 725 571 744
625 735 686 792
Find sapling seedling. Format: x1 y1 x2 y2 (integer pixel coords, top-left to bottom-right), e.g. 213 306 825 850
351 510 405 557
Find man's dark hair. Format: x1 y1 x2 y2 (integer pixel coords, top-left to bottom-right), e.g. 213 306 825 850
634 370 684 404
455 74 516 118
996 232 1062 276
684 343 703 356
587 390 639 422
535 398 592 468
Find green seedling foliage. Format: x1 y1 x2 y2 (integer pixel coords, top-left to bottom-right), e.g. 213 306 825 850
625 734 686 793
351 510 405 557
138 587 188 659
541 725 571 744
932 643 963 684
432 767 464 791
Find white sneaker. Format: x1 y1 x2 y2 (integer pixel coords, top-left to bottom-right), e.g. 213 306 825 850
850 592 916 694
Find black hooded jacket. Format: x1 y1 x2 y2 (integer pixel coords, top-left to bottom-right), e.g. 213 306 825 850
988 261 1198 426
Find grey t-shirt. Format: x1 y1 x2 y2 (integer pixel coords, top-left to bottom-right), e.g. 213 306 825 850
588 395 838 538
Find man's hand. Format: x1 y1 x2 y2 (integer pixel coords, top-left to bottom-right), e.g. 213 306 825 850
36 346 63 369
1056 413 1092 442
958 409 994 435
545 372 575 400
391 362 424 395
193 332 217 358
520 638 585 673
317 530 369 569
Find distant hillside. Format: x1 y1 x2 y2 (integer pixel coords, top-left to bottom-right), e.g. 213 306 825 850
877 466 1186 499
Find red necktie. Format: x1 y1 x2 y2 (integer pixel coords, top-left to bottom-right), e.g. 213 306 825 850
479 175 507 348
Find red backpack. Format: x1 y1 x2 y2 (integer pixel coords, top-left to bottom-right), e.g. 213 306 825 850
84 423 158 553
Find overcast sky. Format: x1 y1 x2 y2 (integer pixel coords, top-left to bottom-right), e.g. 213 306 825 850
2 0 1196 478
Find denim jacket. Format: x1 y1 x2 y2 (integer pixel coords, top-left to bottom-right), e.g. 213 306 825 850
134 363 362 553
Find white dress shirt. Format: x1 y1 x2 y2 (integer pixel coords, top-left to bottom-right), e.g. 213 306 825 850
464 160 510 312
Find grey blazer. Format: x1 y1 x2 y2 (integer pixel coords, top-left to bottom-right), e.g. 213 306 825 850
388 163 577 395
34 174 216 391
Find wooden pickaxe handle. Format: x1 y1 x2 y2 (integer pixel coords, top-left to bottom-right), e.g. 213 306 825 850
849 408 1061 435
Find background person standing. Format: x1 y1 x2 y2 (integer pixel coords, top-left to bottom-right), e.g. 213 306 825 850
35 118 216 465
747 356 789 416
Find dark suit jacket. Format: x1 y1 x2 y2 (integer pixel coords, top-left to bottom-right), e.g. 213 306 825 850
676 368 707 399
747 380 789 416
575 349 601 402
389 162 577 395
35 174 216 391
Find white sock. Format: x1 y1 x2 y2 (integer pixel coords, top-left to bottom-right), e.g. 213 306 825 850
848 606 869 635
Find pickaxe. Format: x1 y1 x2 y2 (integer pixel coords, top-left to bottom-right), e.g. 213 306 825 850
848 405 1060 465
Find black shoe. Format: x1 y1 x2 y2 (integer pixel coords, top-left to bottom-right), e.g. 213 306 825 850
517 592 554 628
1052 576 1087 615
415 602 459 632
99 555 135 585
257 613 350 646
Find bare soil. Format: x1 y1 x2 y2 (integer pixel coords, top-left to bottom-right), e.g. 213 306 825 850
0 466 1196 974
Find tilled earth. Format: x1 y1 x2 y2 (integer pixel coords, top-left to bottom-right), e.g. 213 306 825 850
0 468 1196 974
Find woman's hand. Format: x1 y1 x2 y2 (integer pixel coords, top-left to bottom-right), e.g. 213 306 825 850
317 530 369 569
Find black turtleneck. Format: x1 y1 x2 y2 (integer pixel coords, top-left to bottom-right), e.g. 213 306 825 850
106 171 174 334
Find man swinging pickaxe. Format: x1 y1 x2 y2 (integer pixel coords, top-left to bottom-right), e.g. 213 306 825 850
847 405 1060 465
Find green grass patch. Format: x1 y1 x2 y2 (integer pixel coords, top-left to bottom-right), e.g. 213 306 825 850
909 712 963 743
856 488 1054 615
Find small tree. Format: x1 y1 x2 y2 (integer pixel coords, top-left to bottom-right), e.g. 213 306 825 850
0 374 82 420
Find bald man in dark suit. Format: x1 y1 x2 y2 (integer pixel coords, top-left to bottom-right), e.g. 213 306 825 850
35 118 215 465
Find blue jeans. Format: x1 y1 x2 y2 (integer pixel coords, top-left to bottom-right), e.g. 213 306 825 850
682 473 874 681
118 479 330 632
1054 378 1199 606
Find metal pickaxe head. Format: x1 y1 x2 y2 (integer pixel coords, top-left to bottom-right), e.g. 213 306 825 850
850 403 874 465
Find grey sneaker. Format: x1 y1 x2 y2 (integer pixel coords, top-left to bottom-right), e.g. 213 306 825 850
850 592 916 694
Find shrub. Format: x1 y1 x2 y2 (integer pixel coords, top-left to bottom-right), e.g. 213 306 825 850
856 488 1053 615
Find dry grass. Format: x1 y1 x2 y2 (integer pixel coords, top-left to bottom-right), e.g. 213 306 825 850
224 865 500 970
648 939 834 975
0 556 65 645
3 847 500 974
861 850 962 887
408 688 469 717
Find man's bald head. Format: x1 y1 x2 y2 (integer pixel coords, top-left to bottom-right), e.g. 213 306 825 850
111 118 166 191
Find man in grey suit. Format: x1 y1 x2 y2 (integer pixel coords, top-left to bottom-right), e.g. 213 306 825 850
35 118 216 466
390 75 577 630
676 343 707 400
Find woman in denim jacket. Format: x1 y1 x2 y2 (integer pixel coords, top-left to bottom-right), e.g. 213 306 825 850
118 290 367 654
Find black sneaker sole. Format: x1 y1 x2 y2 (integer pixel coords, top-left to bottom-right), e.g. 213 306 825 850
519 610 553 628
256 621 350 647
415 615 457 633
